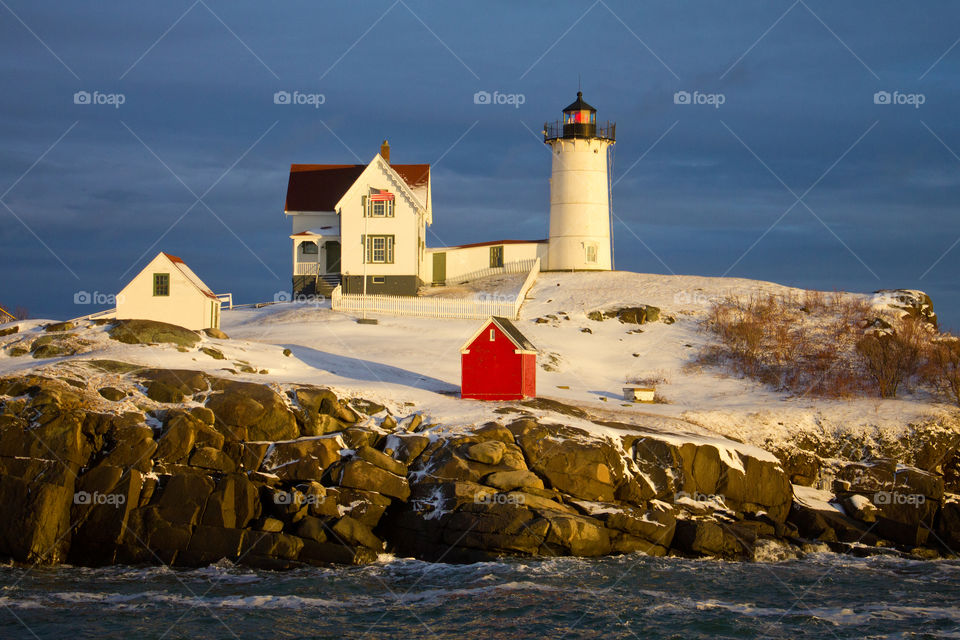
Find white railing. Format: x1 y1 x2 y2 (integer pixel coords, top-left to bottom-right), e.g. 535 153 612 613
295 262 320 276
69 307 117 323
444 257 538 285
513 257 541 316
332 258 540 320
216 293 233 310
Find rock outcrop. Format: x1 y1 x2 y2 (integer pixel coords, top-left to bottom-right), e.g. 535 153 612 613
0 366 956 568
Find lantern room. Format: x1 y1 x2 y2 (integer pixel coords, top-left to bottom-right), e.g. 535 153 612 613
562 91 597 137
544 91 615 142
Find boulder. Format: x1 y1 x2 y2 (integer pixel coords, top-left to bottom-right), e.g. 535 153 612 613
294 516 329 544
335 487 392 528
542 513 611 556
204 328 230 340
339 459 410 501
0 471 75 564
98 387 126 402
466 441 506 465
261 436 343 483
155 473 215 527
355 445 408 477
672 518 752 558
206 380 298 441
299 540 377 565
383 433 429 466
189 447 235 473
201 474 260 529
109 320 200 347
513 423 623 502
483 470 544 492
331 516 383 550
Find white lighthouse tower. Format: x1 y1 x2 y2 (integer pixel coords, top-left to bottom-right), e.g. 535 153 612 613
543 91 616 271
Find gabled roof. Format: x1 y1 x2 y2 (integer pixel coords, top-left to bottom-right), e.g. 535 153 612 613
285 161 430 213
156 252 219 300
444 238 548 250
460 316 537 354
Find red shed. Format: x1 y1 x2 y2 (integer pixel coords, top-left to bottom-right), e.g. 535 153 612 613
460 316 537 401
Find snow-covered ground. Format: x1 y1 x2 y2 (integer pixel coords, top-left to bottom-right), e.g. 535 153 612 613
1 271 956 451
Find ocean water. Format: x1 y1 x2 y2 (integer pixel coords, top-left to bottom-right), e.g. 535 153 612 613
1 550 958 639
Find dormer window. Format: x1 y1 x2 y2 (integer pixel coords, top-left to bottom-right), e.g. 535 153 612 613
364 190 395 217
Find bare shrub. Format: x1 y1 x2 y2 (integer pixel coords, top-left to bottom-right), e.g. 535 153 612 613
856 316 928 398
701 290 879 397
922 334 960 406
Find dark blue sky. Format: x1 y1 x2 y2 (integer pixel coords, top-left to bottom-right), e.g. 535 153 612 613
1 1 959 327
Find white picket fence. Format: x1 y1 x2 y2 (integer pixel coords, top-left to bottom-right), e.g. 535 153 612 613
445 257 539 285
333 258 540 320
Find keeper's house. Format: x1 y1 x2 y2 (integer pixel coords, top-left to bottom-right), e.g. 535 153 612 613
284 141 431 297
116 252 222 331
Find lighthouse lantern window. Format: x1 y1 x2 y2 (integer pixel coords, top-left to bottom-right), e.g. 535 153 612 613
564 109 595 125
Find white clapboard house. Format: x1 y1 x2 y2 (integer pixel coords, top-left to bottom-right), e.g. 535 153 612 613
285 141 432 297
116 252 222 331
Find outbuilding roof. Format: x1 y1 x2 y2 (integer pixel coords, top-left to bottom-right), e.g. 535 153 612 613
461 316 537 354
159 252 219 301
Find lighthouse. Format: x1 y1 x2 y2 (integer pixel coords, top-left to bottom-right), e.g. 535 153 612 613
543 91 616 271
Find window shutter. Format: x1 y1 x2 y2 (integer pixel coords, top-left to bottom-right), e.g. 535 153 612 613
361 195 367 216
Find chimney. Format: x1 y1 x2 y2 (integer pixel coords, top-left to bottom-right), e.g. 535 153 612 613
380 139 390 164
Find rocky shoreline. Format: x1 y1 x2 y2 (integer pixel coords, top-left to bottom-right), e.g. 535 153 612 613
0 350 958 569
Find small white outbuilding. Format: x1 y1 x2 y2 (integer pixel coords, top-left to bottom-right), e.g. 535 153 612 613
116 252 221 331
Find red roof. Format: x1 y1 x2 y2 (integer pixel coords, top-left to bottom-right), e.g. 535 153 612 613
162 252 185 264
285 163 429 212
447 239 548 250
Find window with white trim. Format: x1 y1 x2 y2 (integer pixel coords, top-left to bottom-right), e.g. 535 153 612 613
364 235 394 264
364 194 395 217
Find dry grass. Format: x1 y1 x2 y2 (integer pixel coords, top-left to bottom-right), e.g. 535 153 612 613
698 292 878 397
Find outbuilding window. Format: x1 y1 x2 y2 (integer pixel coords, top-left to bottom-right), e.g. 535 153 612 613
490 245 504 268
153 273 169 296
300 241 318 255
364 235 395 264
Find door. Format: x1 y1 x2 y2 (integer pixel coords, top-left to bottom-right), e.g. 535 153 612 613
432 252 446 285
325 241 341 273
